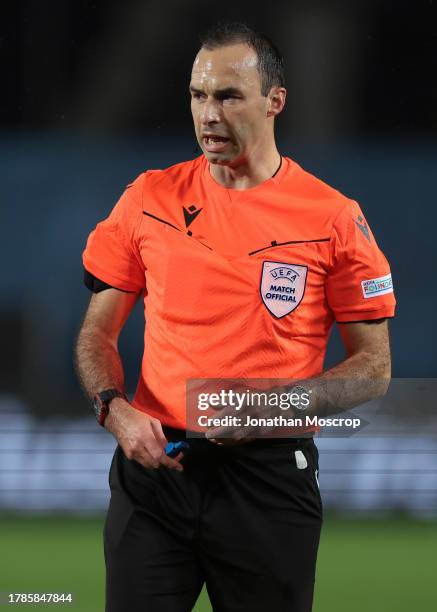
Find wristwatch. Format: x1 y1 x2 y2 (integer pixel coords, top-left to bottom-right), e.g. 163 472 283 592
92 389 127 426
289 385 310 413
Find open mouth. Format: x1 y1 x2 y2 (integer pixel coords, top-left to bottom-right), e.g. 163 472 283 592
203 135 229 144
202 135 230 152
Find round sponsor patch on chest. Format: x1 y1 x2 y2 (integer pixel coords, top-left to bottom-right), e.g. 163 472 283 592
260 261 308 318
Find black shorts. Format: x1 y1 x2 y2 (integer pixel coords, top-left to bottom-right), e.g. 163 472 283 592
104 427 323 612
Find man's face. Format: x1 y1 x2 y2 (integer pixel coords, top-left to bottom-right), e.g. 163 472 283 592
190 44 272 166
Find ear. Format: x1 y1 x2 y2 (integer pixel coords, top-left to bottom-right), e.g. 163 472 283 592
266 87 286 118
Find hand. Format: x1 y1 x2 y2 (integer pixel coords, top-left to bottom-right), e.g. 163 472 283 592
104 398 184 471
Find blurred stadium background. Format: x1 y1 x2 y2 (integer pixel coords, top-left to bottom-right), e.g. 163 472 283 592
1 0 436 610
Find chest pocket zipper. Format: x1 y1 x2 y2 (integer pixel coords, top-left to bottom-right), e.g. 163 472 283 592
248 238 330 256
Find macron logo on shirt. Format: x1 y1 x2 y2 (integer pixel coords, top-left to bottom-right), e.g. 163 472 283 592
354 215 371 242
183 204 203 228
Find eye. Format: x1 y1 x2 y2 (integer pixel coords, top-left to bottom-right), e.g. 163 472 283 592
221 94 241 102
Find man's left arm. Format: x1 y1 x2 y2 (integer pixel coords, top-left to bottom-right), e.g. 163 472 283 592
299 198 396 419
205 319 391 442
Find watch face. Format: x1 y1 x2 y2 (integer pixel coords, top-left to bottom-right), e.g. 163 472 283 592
93 395 108 425
291 386 309 412
93 395 102 412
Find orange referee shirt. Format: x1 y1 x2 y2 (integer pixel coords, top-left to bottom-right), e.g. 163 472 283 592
83 155 396 429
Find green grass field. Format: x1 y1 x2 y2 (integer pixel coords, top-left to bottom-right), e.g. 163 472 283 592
1 515 436 611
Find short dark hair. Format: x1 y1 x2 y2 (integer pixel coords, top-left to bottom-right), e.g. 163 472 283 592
199 22 285 96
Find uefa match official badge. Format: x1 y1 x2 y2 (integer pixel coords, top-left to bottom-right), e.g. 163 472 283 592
260 261 308 318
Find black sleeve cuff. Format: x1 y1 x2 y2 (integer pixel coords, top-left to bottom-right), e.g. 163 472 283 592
83 268 136 293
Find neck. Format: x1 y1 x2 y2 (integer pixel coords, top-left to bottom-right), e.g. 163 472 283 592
209 143 282 190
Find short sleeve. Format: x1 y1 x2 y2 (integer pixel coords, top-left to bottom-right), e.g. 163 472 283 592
82 173 146 292
326 200 396 322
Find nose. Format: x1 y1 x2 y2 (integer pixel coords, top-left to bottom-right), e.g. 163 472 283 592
200 97 221 125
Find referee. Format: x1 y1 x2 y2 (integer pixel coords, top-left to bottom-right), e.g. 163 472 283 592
75 22 396 612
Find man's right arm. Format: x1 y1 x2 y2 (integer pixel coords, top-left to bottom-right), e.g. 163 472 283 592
74 288 183 471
